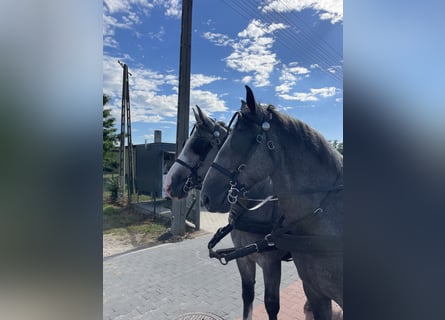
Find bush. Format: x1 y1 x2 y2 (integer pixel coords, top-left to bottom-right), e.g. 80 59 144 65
107 176 120 204
103 205 120 216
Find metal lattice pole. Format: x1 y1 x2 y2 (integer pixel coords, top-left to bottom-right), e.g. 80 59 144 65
117 60 134 204
118 61 126 200
125 64 135 203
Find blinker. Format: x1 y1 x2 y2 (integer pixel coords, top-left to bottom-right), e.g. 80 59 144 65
262 122 270 131
213 130 220 137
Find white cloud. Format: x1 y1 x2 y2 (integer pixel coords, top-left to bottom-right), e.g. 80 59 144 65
103 0 181 48
204 19 288 87
104 37 119 48
275 62 310 94
310 87 337 97
104 55 176 122
241 75 253 84
147 26 166 41
163 0 181 18
190 90 228 114
278 86 338 101
104 55 228 125
260 0 343 24
202 32 234 47
104 0 132 13
310 63 321 69
190 74 224 89
279 92 318 102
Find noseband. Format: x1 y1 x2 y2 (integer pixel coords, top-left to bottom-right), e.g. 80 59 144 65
175 123 227 192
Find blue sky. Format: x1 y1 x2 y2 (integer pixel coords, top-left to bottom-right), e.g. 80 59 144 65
103 0 343 145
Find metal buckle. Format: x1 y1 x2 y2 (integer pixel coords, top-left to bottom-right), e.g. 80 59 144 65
219 257 228 265
228 184 240 204
247 243 259 252
183 176 193 192
264 234 275 246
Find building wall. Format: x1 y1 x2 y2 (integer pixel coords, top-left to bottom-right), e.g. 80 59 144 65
134 143 176 197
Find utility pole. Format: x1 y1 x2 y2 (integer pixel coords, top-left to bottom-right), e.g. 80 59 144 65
171 0 193 236
117 60 134 204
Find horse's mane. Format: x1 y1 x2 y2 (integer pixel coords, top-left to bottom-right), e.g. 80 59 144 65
216 120 227 128
263 104 341 170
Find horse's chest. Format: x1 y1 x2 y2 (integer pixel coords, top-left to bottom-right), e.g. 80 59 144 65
293 255 342 290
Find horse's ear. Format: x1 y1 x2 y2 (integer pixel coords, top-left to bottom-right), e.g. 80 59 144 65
196 105 213 128
245 85 257 115
193 105 201 123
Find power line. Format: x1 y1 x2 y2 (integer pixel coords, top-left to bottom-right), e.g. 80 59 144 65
220 0 343 84
228 0 342 83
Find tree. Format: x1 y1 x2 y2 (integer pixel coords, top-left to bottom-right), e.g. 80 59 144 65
103 94 119 172
336 141 343 155
329 140 343 155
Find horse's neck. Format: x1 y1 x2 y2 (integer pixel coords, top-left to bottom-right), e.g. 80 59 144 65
271 144 342 222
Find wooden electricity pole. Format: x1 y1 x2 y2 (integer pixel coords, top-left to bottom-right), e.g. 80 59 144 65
171 0 193 236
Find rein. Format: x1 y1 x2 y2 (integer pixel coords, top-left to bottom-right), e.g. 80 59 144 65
207 185 344 265
208 199 289 265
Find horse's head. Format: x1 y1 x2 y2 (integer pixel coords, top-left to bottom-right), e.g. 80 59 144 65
201 86 277 212
164 105 229 199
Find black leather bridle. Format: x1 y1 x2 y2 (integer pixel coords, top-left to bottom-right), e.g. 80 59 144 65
210 110 277 205
175 122 228 192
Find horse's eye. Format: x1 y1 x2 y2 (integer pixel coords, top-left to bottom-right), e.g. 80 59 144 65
230 133 245 152
190 138 212 156
230 122 255 153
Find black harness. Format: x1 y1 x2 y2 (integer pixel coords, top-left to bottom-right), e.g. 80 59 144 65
207 108 344 264
208 198 293 265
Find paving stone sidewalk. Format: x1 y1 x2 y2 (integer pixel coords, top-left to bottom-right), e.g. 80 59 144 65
104 208 342 320
104 233 300 320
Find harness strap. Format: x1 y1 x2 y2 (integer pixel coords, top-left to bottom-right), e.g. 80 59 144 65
274 207 325 237
207 223 234 250
269 233 343 255
210 162 237 180
266 198 343 255
209 237 277 265
208 200 285 265
175 158 196 172
233 217 275 234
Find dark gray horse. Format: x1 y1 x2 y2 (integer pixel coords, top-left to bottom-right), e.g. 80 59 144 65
201 86 343 320
164 106 292 320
